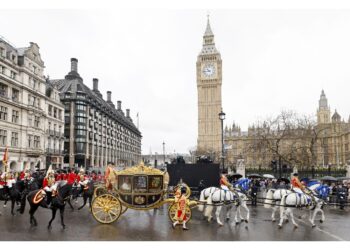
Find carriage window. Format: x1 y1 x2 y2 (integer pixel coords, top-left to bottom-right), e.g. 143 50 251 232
119 176 132 192
133 176 147 192
149 176 163 192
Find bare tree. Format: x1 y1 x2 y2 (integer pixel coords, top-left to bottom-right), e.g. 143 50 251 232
245 110 332 176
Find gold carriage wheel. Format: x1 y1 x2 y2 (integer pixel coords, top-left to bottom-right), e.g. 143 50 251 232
121 205 128 215
91 194 121 224
175 183 191 198
168 203 192 224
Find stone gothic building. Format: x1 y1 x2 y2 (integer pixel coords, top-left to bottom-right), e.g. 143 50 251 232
224 90 350 170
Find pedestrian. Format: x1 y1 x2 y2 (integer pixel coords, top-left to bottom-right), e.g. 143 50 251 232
251 180 259 206
336 183 348 210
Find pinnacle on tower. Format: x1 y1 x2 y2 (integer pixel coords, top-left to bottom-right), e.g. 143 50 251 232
318 89 328 109
200 15 219 55
204 15 214 37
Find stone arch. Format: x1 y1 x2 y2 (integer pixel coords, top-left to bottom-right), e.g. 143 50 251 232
30 162 35 170
9 161 17 171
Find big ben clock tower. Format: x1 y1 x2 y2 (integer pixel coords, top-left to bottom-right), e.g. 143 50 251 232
197 16 223 157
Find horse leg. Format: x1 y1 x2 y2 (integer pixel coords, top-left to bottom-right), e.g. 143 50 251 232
78 195 87 210
271 206 277 222
234 206 240 224
60 207 66 229
320 208 325 223
215 206 223 226
242 202 250 223
278 206 285 228
309 208 317 227
67 198 74 211
288 209 298 228
225 205 232 221
30 205 39 226
89 195 92 209
48 208 57 229
11 198 15 216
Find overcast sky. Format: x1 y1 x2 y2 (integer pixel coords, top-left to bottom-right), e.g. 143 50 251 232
1 9 350 155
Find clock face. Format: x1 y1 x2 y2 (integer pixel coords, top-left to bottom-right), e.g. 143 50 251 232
202 63 216 77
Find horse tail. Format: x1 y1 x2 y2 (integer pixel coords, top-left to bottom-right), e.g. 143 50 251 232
198 189 206 212
204 193 214 218
264 189 274 208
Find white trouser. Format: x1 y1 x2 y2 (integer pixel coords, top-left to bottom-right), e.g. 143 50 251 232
44 183 58 193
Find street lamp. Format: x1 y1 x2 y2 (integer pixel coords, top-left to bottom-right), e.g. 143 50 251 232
219 109 226 173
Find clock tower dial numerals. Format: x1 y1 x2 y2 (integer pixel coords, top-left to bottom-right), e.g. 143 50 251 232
202 63 216 78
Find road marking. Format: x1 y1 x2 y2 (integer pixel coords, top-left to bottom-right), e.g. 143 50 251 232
296 219 345 241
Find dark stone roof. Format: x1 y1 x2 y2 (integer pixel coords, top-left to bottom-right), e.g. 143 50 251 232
50 77 141 137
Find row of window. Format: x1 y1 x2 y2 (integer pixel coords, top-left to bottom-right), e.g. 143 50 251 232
0 129 18 147
48 104 63 120
0 64 17 80
0 82 19 101
28 94 40 108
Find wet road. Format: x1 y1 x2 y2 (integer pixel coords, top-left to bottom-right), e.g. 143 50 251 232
0 199 349 241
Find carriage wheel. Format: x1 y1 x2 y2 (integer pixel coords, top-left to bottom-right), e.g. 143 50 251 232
168 203 192 224
121 206 128 215
91 194 121 224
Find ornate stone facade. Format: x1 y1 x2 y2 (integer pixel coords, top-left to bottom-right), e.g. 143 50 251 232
196 17 223 156
0 37 60 171
224 90 350 170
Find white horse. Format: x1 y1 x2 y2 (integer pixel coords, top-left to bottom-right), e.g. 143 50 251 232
278 188 326 228
198 187 220 212
264 189 292 222
203 189 250 226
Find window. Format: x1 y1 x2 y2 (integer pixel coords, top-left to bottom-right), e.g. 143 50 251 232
11 132 18 147
1 66 5 74
64 103 70 111
0 129 7 146
12 88 19 102
28 94 34 106
53 124 56 132
12 110 19 123
34 116 40 127
58 110 62 120
0 47 5 57
76 117 86 124
0 106 8 121
53 108 57 118
28 115 33 126
76 104 86 111
10 71 16 80
28 134 32 147
34 136 40 148
48 122 51 130
48 105 52 116
0 83 8 98
59 125 62 133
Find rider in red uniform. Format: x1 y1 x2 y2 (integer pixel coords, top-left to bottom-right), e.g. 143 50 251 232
67 169 77 185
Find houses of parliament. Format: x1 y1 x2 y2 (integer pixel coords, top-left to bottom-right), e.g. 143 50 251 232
196 18 350 170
